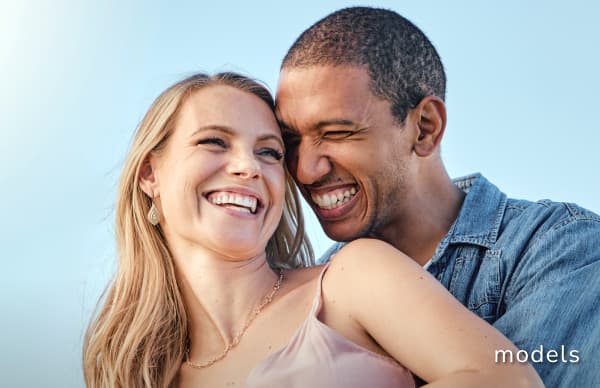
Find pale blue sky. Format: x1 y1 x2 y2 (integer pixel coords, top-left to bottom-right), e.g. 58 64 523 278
1 1 598 386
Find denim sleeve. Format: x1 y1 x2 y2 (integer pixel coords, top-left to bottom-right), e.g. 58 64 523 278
493 217 600 387
316 242 346 265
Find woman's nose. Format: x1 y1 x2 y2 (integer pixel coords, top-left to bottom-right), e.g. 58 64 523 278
226 151 261 179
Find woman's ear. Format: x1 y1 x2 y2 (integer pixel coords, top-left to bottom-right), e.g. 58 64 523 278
413 96 447 157
139 155 159 198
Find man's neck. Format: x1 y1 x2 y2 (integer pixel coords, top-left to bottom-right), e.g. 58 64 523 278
374 175 465 266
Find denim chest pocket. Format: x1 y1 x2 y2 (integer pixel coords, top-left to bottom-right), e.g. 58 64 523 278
448 249 502 323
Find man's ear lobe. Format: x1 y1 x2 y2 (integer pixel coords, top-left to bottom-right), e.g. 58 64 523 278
139 156 159 198
413 96 447 157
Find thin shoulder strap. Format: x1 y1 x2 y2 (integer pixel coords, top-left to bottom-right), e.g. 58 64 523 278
309 263 330 316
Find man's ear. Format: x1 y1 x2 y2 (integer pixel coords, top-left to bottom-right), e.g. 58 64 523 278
413 96 446 157
139 155 159 198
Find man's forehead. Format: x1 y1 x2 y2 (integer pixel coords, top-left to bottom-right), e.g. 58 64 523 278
277 65 371 94
276 66 381 131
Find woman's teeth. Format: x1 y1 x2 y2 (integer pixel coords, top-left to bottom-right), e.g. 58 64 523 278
208 192 258 214
311 187 357 210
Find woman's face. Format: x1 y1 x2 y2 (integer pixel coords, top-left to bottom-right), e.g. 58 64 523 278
147 85 285 261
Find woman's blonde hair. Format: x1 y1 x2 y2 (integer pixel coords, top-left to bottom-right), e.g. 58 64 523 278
83 72 314 388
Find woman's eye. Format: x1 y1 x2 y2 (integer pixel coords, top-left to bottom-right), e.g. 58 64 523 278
197 137 227 148
257 148 284 161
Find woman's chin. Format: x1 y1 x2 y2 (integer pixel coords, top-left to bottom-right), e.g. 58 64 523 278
210 236 267 261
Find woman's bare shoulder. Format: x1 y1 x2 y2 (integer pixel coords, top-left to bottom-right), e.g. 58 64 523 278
328 238 416 276
276 265 326 301
320 238 428 309
283 264 325 283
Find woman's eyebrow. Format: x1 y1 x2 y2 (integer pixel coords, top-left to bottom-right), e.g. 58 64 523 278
190 125 283 148
190 125 235 137
258 134 284 149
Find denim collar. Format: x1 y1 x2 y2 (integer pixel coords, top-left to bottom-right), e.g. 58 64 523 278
430 173 508 263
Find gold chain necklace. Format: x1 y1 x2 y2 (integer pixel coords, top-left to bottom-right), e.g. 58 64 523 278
185 269 284 369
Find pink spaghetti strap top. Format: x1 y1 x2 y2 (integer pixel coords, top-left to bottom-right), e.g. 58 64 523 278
245 264 416 388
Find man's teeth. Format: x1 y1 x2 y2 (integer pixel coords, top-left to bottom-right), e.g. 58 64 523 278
311 187 357 210
208 192 258 213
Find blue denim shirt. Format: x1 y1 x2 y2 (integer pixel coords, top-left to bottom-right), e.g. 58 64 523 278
319 173 600 387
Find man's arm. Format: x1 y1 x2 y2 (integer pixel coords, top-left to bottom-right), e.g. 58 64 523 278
494 216 600 386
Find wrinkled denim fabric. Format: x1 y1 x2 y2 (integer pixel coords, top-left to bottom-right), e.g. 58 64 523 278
319 173 600 387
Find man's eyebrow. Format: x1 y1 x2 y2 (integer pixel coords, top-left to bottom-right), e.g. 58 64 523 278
314 119 356 130
279 119 357 134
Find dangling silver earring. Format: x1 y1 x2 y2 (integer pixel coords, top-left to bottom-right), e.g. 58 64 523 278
147 202 160 226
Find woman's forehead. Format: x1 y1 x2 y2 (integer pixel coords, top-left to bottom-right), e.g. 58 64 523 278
175 86 281 139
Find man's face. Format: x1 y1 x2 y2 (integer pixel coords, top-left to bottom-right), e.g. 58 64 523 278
276 66 418 242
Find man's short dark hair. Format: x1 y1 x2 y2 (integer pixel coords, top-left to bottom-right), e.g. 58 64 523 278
282 7 446 124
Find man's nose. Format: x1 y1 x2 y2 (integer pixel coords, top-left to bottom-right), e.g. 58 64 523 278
292 140 331 185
